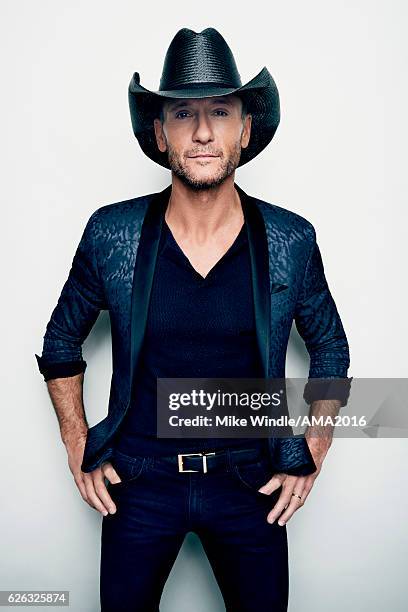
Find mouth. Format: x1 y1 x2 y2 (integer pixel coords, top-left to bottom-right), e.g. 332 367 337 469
188 154 219 159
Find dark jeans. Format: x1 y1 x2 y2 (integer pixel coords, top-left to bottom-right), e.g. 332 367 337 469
100 444 288 611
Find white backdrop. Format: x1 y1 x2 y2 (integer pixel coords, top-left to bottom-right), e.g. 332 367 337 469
1 1 407 610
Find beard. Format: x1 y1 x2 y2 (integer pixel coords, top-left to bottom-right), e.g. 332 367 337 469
164 136 243 192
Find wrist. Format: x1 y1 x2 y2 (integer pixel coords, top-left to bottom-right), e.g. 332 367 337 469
62 429 87 451
305 431 332 466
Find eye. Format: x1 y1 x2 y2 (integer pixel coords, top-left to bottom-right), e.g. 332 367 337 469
174 109 229 119
175 111 191 119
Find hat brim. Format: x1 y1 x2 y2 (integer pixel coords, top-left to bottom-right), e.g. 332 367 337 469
128 66 280 168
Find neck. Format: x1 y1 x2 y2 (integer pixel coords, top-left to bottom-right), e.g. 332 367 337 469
164 174 243 238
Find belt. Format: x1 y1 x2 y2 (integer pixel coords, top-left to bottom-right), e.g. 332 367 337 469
158 446 267 474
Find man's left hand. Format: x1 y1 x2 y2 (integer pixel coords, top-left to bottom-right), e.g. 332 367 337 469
258 437 330 525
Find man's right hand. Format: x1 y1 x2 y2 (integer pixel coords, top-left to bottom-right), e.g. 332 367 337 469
66 436 121 516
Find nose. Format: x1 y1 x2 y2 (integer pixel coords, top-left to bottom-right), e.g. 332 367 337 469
192 110 214 144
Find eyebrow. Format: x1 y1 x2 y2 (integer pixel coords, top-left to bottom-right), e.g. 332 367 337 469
165 97 234 112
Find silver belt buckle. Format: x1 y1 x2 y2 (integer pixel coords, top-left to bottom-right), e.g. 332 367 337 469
177 452 216 473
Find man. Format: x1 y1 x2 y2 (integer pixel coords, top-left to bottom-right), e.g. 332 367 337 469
35 27 351 611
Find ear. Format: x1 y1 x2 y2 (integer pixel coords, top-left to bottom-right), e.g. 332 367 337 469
153 118 167 153
241 114 252 149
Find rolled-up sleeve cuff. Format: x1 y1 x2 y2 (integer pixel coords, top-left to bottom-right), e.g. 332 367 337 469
35 354 87 382
303 377 353 407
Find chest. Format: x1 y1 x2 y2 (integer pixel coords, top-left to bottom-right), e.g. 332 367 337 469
164 220 245 279
145 232 255 340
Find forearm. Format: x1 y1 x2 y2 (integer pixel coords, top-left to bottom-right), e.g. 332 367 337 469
46 372 89 448
304 399 342 465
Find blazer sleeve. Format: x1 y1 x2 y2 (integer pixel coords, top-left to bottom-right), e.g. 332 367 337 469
35 209 107 382
294 226 352 406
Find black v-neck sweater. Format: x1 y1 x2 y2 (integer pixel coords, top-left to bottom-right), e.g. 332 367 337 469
115 217 266 457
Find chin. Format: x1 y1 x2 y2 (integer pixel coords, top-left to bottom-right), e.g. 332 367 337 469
170 157 235 190
181 174 229 191
190 172 219 184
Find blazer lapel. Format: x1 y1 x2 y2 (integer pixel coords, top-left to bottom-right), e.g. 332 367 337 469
235 182 271 378
129 183 172 400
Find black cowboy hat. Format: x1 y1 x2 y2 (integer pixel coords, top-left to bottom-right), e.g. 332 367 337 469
128 27 280 168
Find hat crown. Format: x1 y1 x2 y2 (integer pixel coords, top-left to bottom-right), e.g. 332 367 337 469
159 27 242 91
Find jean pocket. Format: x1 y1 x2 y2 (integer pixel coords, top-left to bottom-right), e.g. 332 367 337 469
108 451 146 488
232 458 276 497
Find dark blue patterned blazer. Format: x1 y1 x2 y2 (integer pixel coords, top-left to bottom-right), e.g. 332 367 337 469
35 182 351 475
